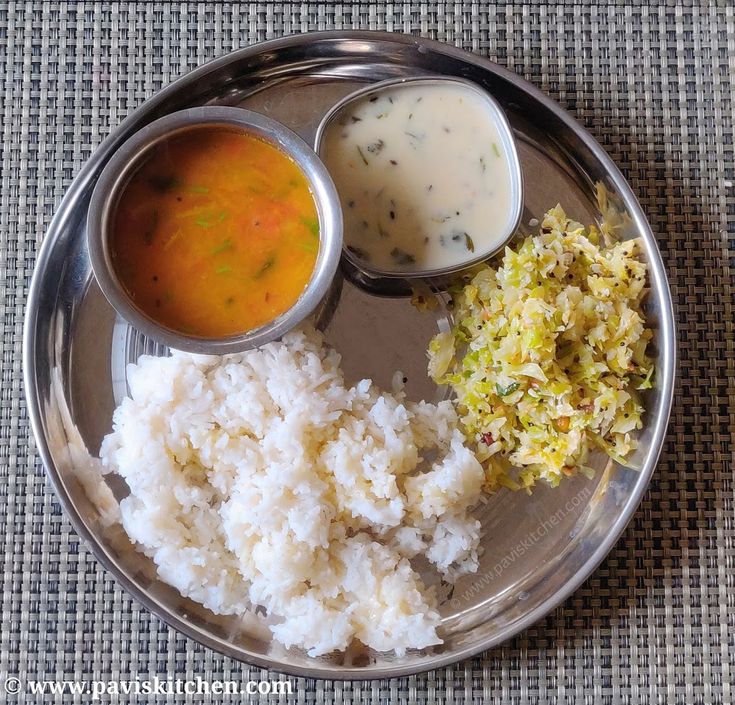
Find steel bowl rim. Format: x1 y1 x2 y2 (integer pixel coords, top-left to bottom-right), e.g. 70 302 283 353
86 105 343 354
23 30 676 680
313 74 524 279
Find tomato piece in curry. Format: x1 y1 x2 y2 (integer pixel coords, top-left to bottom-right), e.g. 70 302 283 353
111 127 319 337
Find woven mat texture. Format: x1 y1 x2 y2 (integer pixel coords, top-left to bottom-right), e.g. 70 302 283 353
2 2 734 703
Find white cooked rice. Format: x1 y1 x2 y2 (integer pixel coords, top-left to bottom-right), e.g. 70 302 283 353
100 324 484 656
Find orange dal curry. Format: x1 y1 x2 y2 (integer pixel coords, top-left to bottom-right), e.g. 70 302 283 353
111 127 319 337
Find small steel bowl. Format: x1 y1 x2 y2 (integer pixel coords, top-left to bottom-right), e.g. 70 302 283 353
87 106 343 353
314 75 523 291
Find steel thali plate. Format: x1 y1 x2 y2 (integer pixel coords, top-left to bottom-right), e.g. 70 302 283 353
23 32 675 679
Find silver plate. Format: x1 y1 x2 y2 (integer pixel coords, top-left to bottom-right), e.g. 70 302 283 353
23 32 675 679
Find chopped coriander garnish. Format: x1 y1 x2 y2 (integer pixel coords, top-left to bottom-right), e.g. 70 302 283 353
211 238 232 255
254 255 276 278
300 216 319 237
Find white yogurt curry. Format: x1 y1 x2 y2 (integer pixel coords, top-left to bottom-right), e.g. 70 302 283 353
320 79 517 272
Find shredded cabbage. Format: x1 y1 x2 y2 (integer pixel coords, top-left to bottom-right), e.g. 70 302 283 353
428 205 655 491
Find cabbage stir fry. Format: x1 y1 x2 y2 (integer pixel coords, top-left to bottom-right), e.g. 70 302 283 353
428 205 655 491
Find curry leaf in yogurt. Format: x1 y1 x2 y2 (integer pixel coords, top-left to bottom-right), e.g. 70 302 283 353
347 245 370 261
367 139 385 154
356 146 369 165
390 247 416 266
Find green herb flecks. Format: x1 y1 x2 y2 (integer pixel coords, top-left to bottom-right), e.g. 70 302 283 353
188 185 210 194
215 265 232 274
300 216 319 237
195 210 226 229
465 233 475 252
492 142 501 157
254 255 276 278
211 238 233 255
496 381 520 397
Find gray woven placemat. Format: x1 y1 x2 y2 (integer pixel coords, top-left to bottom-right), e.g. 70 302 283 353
1 2 733 703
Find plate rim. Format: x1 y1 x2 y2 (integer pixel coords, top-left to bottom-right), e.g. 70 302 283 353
22 29 676 680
